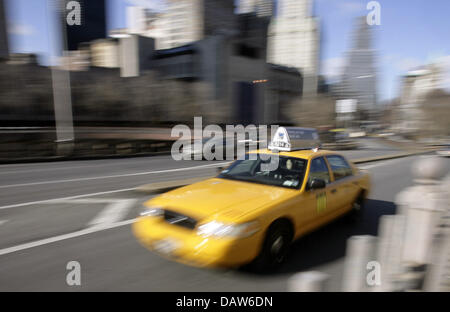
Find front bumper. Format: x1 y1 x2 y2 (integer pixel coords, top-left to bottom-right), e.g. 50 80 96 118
132 217 263 268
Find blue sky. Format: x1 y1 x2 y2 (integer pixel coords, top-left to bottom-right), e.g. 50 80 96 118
4 0 450 101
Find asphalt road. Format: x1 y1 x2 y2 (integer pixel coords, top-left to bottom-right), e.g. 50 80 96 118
0 138 442 291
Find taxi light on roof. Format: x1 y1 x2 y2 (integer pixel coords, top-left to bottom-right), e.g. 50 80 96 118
268 127 321 152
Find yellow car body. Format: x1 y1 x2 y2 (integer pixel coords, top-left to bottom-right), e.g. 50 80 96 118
133 149 371 268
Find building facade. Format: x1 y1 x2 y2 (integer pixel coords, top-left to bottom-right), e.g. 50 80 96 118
392 64 446 136
267 0 320 94
90 39 120 68
119 1 237 50
149 12 302 125
239 0 274 17
63 1 302 125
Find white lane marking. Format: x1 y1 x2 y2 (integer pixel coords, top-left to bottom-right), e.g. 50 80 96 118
0 187 137 210
0 156 172 175
0 220 8 226
51 198 127 204
0 162 230 189
88 199 136 227
0 164 118 175
0 219 136 256
0 154 170 172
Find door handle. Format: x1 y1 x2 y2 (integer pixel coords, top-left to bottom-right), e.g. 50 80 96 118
331 189 337 194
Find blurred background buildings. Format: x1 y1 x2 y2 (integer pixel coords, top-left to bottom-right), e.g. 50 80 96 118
1 0 306 127
0 0 449 143
391 62 450 138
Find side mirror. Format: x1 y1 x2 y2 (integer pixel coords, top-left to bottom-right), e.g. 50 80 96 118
217 166 224 174
309 178 326 190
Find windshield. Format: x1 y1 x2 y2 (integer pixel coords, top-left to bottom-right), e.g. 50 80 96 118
218 154 307 189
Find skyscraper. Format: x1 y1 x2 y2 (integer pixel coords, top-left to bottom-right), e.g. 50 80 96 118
0 0 9 58
267 0 320 94
65 0 107 50
340 17 377 112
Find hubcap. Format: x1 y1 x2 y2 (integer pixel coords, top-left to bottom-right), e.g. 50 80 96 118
271 236 284 255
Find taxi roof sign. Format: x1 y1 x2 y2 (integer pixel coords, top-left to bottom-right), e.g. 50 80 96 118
268 127 321 152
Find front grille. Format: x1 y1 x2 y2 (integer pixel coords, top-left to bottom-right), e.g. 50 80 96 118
163 209 197 230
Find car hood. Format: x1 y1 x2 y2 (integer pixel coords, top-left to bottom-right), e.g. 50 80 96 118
147 178 296 222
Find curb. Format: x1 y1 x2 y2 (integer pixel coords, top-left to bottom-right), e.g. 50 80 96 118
134 149 436 194
351 150 433 164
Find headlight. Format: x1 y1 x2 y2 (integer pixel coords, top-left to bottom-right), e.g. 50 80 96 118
140 206 163 217
197 220 260 238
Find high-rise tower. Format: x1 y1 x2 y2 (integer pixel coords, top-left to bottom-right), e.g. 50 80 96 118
340 17 377 112
267 0 320 94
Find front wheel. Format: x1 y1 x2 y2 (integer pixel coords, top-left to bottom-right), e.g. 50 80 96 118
251 221 293 271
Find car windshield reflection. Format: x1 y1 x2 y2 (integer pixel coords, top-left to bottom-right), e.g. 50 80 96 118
218 154 307 189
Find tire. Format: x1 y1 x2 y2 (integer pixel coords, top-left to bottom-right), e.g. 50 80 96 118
252 220 293 271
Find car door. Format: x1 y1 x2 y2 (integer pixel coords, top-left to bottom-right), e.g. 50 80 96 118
325 155 359 211
299 156 333 231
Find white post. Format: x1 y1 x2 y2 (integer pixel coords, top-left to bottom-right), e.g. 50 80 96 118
288 271 329 292
342 235 377 292
396 157 448 264
423 227 450 291
374 214 406 291
423 174 450 292
393 156 449 291
51 66 74 143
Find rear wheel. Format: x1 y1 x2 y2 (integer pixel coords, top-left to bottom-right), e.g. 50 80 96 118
252 220 293 271
348 192 366 222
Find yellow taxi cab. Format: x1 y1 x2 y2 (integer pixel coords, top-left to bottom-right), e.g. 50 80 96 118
133 127 371 270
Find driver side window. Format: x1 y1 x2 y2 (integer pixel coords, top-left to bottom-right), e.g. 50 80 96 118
308 157 331 184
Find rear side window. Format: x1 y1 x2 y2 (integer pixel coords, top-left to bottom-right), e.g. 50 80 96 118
326 155 353 181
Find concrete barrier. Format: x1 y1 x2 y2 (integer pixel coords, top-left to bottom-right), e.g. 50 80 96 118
374 215 406 292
